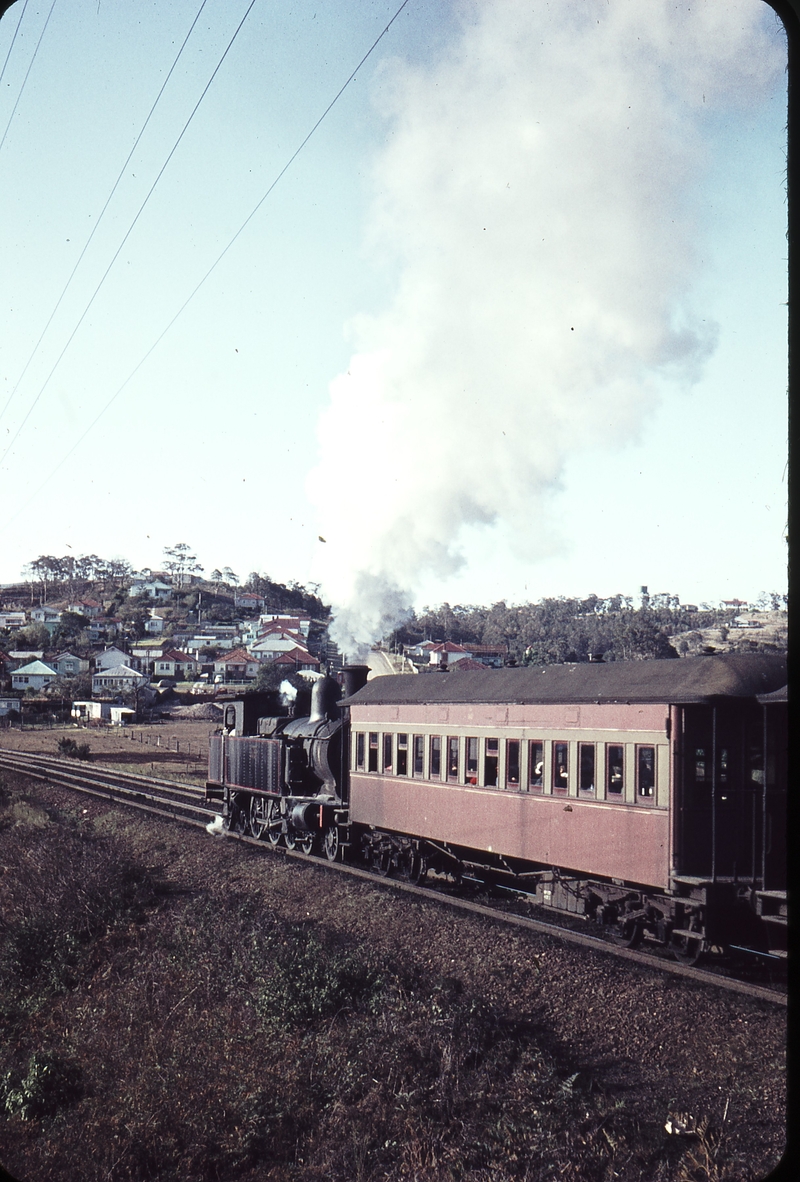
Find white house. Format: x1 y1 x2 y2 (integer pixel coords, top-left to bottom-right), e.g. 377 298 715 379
129 579 173 601
12 660 58 691
95 646 130 671
145 612 166 634
0 697 22 716
92 664 149 696
427 642 473 666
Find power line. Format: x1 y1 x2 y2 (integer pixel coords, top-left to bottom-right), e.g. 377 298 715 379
0 0 30 91
0 0 210 428
1 0 413 533
0 0 257 470
0 0 57 157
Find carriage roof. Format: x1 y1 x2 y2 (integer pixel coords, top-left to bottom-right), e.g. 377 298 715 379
343 653 786 707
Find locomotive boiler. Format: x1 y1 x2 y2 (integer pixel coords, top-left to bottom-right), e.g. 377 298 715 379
206 653 787 963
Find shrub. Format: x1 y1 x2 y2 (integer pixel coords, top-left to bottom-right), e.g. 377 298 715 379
2 1052 82 1121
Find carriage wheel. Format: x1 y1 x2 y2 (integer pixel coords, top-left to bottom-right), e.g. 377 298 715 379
611 916 644 948
399 846 427 885
373 844 392 876
670 919 706 966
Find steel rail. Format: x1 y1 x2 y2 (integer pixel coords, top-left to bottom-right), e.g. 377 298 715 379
0 749 786 1007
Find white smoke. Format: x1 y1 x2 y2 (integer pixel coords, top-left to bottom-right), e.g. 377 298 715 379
308 0 784 651
279 679 298 704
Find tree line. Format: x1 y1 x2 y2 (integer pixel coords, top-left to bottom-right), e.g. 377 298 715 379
395 592 787 665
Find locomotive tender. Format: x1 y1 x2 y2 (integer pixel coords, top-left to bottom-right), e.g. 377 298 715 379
206 653 787 963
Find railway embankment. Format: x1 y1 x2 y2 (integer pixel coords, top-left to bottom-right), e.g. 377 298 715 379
0 767 787 1182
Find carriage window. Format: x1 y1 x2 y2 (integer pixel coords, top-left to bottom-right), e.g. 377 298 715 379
355 732 365 770
552 742 569 794
637 746 655 798
383 732 393 772
719 747 729 784
397 733 408 776
368 733 379 772
484 737 499 787
528 740 544 791
506 739 520 788
430 735 442 779
606 745 624 795
413 735 424 776
694 747 707 782
579 744 595 793
466 737 479 784
447 736 459 781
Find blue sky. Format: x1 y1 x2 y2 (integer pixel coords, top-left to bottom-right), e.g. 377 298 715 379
0 1 787 639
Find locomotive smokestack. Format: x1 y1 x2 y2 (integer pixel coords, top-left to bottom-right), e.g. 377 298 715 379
342 664 370 698
309 674 342 723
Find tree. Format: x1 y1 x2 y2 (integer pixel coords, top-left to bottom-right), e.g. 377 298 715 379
163 543 203 588
14 623 51 651
51 613 90 648
222 567 239 586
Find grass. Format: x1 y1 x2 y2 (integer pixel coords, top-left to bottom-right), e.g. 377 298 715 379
0 775 784 1182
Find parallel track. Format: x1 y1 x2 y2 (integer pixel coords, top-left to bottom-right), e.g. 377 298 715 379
0 749 786 1008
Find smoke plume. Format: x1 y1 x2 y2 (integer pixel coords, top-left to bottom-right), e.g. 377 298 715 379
307 0 783 656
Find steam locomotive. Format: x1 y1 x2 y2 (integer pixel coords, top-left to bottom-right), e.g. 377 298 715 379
206 653 787 963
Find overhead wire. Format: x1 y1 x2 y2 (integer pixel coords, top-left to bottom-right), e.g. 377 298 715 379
0 0 257 471
0 0 413 534
0 0 211 429
0 0 57 156
0 0 30 91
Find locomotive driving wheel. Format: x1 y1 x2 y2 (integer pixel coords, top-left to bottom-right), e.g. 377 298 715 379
296 832 315 856
322 825 339 862
266 799 283 846
249 795 270 841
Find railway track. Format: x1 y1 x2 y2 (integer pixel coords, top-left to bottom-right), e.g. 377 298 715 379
0 748 786 1007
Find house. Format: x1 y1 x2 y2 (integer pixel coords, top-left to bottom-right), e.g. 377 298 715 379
12 660 59 692
259 612 311 638
448 657 488 672
145 612 166 634
95 646 130 671
30 606 62 634
273 647 320 672
66 597 102 618
466 644 509 667
129 639 173 673
129 579 173 601
251 631 308 660
52 652 90 677
87 616 122 642
152 649 197 681
427 641 473 667
0 612 26 629
0 697 22 717
234 591 265 610
213 648 261 683
92 665 149 697
8 650 44 667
